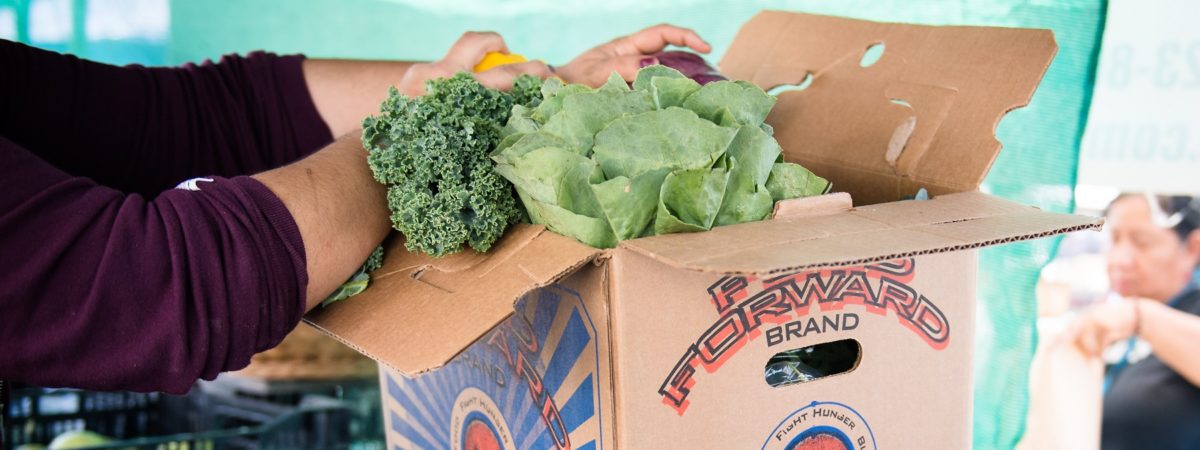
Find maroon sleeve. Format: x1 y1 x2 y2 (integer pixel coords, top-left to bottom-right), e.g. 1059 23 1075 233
0 135 308 394
0 39 334 196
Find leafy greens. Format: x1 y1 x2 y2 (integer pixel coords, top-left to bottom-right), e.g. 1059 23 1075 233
493 66 829 248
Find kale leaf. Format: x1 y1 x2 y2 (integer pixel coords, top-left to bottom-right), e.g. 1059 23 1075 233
362 72 541 257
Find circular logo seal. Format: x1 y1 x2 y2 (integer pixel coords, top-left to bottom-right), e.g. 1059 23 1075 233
761 401 876 450
450 387 516 450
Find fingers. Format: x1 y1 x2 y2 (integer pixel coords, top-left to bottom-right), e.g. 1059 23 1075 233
1074 326 1099 357
474 60 554 91
1067 309 1120 358
604 54 659 81
395 62 454 97
619 24 712 55
1066 321 1099 357
442 31 509 69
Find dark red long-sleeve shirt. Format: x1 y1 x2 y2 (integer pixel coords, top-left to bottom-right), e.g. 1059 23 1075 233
0 40 334 393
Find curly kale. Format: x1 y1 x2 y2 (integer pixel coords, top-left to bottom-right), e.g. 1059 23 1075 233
509 74 544 107
363 72 542 257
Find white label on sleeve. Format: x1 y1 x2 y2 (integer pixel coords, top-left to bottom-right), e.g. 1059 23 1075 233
175 177 214 191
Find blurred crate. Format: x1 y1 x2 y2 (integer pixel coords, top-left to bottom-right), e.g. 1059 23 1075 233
198 374 383 449
3 379 384 450
5 385 163 446
1 326 383 450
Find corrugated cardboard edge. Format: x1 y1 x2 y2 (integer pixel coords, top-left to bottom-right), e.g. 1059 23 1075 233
304 225 602 377
303 251 599 377
621 223 1103 276
734 222 1102 275
619 192 1103 276
599 258 620 449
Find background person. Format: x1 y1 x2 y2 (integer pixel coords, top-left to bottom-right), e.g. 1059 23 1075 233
1065 193 1200 450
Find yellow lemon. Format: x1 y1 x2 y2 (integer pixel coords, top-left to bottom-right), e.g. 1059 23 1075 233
473 52 527 73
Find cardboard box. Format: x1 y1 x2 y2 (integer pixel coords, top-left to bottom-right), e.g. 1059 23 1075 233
308 10 1103 449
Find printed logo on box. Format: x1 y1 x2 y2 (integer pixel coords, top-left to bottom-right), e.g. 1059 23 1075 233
385 285 603 450
659 258 950 414
762 401 876 450
450 388 515 450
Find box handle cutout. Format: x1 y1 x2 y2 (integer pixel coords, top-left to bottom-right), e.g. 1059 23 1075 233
764 338 861 388
859 42 885 67
767 72 814 96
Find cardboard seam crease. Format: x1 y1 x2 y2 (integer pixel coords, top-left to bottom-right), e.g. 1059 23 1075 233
372 226 554 281
619 221 1100 276
618 211 1101 275
600 262 620 449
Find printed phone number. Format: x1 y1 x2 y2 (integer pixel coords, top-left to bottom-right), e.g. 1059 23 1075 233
1083 121 1198 163
1100 42 1200 90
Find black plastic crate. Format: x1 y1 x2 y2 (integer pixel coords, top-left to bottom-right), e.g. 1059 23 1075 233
196 375 383 447
5 385 166 447
2 380 382 450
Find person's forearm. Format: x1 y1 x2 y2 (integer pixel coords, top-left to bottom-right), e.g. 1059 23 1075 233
2 41 332 195
253 131 391 310
303 59 416 137
0 135 312 393
1140 300 1200 386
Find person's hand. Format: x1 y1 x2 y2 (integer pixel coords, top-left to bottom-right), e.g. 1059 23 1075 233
1065 299 1141 358
556 24 712 87
396 31 554 97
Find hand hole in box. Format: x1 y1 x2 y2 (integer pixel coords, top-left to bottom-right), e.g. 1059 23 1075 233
860 42 885 67
885 99 916 166
764 338 861 388
767 72 814 96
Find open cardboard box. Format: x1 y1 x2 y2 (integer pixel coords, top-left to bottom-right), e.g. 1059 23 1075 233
308 10 1103 449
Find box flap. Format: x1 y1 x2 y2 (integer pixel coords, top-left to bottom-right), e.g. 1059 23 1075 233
721 11 1058 205
619 191 1102 275
305 224 599 376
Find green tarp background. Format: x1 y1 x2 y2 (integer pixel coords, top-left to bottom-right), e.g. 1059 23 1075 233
3 0 1106 447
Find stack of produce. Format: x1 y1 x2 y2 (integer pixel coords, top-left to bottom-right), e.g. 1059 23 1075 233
362 52 828 256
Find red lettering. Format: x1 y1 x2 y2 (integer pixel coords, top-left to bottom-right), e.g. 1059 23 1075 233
835 271 876 308
870 276 919 317
740 289 794 328
697 311 750 372
659 258 948 415
515 351 544 402
658 346 701 415
510 316 539 353
801 271 844 309
490 317 573 449
867 259 916 280
542 391 572 449
910 295 950 350
487 329 515 367
708 276 749 313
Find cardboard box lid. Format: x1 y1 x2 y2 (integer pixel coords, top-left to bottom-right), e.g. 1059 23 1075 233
305 225 598 376
721 11 1059 205
620 191 1101 275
